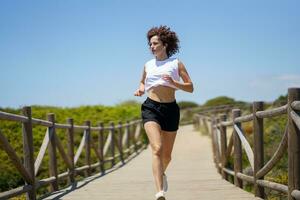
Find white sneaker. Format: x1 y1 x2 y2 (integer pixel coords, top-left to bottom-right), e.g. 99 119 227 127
163 173 168 192
155 190 166 200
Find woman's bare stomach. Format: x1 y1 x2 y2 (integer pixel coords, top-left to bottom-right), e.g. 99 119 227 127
147 85 176 102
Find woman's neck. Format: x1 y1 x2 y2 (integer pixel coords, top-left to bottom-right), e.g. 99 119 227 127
155 53 168 61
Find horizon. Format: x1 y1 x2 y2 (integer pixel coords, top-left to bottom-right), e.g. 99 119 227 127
0 92 288 110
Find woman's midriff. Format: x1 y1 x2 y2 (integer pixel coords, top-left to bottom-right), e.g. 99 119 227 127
147 85 176 103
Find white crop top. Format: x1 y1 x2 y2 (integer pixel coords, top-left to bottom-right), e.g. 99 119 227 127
144 57 180 91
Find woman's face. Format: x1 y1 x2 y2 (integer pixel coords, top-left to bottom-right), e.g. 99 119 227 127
149 35 167 57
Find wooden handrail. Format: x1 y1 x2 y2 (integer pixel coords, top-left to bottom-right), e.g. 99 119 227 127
194 87 300 200
0 108 146 200
233 124 254 170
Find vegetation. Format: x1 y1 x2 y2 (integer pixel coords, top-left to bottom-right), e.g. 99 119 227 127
0 102 141 196
203 96 236 107
177 101 198 109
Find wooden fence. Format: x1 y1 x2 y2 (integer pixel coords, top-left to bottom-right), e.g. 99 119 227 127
194 88 300 200
0 108 146 200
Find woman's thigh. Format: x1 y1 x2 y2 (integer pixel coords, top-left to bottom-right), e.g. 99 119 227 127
144 121 163 148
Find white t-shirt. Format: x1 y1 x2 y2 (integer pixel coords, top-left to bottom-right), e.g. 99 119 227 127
144 57 180 91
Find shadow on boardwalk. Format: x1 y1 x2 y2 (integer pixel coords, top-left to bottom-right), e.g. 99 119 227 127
43 125 261 200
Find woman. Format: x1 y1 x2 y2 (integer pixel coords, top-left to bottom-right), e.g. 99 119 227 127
134 25 194 200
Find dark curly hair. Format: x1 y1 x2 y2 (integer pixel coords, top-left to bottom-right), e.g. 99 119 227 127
147 25 180 57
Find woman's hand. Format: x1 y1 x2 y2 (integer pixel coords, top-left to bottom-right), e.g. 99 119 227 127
134 88 145 96
162 74 175 85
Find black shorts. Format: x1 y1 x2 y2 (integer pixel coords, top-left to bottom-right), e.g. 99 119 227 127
141 97 180 132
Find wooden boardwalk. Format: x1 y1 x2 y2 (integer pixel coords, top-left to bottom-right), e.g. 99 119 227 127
44 125 261 200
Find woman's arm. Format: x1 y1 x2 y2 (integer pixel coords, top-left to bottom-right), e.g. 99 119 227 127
134 66 146 96
163 60 194 93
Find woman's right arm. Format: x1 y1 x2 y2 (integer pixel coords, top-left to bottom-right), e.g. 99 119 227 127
134 66 146 96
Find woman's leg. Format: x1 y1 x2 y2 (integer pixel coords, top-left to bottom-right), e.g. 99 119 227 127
144 121 164 192
161 131 177 172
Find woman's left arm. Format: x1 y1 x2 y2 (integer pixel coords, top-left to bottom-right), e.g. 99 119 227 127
173 60 194 93
162 60 194 93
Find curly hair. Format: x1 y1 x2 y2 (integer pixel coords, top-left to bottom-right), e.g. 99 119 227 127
147 25 180 57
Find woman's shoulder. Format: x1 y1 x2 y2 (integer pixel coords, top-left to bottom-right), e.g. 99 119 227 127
144 58 155 67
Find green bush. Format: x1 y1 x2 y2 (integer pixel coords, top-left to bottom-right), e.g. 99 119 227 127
177 101 198 109
203 96 236 107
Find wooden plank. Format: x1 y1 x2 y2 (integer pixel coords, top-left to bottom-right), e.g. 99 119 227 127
291 101 300 110
237 172 254 183
0 185 32 200
290 110 300 130
35 129 50 176
0 110 28 122
257 179 288 194
0 129 33 184
234 113 253 123
31 118 52 127
291 189 300 199
256 104 287 118
233 125 254 170
55 134 73 170
74 132 86 165
103 131 112 157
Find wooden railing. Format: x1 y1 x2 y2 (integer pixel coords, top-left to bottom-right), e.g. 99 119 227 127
0 108 146 200
194 88 300 200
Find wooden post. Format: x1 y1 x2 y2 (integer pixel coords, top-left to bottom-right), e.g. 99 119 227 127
133 122 138 153
253 101 265 198
203 117 209 133
210 117 216 164
98 122 105 174
118 121 124 163
67 118 75 183
84 121 91 177
220 114 228 180
110 122 115 166
232 109 243 188
288 88 300 200
216 118 221 174
126 120 130 156
22 107 36 200
47 113 58 191
198 115 202 128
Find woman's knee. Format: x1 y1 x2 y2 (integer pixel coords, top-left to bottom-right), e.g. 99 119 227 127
163 154 172 163
151 144 163 156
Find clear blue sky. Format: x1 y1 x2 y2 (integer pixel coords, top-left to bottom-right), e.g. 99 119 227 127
1 0 299 108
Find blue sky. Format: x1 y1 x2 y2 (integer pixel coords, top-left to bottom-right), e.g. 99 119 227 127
1 0 299 108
